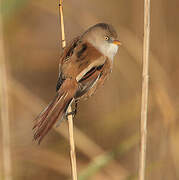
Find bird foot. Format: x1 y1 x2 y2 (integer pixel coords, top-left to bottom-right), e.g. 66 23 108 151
65 100 78 119
65 110 77 119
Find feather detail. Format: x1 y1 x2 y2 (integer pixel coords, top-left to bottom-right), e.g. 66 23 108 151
33 79 78 144
76 57 106 82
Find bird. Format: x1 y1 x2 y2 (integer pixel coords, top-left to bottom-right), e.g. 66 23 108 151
33 23 121 143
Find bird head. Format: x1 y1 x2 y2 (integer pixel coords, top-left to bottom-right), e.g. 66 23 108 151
82 23 121 60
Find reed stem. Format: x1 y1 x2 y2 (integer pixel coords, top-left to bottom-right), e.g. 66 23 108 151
139 0 151 180
0 9 13 180
59 1 77 179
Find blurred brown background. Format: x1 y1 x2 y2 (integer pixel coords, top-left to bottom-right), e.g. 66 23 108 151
0 0 179 179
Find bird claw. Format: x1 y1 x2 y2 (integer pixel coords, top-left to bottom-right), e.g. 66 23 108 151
65 100 78 119
65 110 77 119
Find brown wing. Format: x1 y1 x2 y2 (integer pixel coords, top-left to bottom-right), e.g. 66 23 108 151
56 36 80 91
75 65 103 99
59 36 80 64
61 41 107 79
75 58 112 99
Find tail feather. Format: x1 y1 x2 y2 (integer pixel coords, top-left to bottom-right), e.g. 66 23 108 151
33 94 59 130
33 79 78 144
34 92 70 143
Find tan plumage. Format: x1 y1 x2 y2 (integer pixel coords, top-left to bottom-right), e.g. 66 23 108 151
33 23 121 143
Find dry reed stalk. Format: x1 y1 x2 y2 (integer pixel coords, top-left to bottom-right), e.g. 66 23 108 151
139 0 151 180
118 26 176 127
59 0 77 179
0 11 12 180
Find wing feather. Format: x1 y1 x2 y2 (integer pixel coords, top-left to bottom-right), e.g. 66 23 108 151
56 36 80 91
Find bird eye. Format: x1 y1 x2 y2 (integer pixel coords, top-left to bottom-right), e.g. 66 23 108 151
105 36 109 41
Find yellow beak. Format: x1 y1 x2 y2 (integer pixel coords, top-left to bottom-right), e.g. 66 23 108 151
113 40 121 46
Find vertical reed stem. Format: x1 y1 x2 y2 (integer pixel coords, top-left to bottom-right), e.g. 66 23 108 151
0 9 13 180
59 1 77 179
139 0 151 180
59 0 66 48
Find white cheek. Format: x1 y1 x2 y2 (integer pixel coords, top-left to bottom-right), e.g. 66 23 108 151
99 43 118 60
107 44 118 59
89 38 119 60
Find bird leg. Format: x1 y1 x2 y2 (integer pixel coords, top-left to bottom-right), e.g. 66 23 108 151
65 100 78 119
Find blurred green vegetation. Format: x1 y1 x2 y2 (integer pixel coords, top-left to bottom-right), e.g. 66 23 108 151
1 0 28 18
78 135 138 180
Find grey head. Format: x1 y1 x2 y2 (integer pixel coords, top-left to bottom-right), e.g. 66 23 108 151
81 23 121 60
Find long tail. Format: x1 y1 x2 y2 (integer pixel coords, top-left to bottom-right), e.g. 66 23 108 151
33 79 78 144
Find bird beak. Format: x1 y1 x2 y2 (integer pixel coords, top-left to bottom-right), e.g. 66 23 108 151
113 40 121 46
